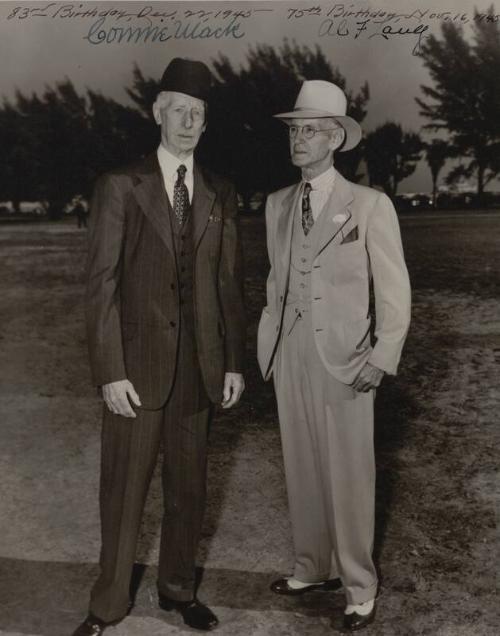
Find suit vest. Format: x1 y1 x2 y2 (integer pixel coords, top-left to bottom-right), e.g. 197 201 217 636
287 193 327 310
167 199 196 335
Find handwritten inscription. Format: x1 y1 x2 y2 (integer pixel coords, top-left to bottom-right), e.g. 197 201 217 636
6 3 271 22
318 18 430 54
84 16 244 44
4 3 500 49
286 4 498 24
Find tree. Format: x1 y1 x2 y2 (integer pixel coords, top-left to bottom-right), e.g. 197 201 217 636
364 123 423 198
425 139 450 207
0 80 151 217
0 100 39 211
86 89 154 178
417 7 500 198
0 81 90 218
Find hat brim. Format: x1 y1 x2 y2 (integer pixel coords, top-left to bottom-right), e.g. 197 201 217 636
274 109 362 151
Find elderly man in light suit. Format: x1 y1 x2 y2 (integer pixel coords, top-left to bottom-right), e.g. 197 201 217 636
72 58 245 636
258 80 411 631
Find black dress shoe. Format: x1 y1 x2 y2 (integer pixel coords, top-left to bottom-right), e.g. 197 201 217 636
270 577 342 596
71 614 108 636
343 605 376 631
159 595 219 631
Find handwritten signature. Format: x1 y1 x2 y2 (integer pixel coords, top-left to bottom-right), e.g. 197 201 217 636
83 16 245 44
318 18 430 55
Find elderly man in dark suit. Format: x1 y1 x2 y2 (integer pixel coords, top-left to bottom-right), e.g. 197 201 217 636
73 58 246 636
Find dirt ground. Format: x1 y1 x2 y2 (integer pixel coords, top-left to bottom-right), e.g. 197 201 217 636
0 212 498 636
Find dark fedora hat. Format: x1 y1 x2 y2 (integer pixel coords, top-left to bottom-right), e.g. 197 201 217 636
159 58 212 102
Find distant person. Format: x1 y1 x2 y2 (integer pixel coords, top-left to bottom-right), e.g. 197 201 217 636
258 80 411 631
74 198 87 228
72 58 246 636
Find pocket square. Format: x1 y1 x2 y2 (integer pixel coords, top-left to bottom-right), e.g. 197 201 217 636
208 214 222 223
341 226 359 244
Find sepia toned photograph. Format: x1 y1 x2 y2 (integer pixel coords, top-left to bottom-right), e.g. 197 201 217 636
0 1 498 634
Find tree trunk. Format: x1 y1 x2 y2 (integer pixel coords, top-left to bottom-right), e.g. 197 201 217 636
477 164 485 205
432 179 438 209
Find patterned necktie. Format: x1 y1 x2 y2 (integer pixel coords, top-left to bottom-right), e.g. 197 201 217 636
173 164 189 225
302 182 314 235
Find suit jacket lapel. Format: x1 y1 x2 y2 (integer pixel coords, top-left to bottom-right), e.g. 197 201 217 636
276 183 301 272
315 171 355 256
133 153 175 258
192 162 216 251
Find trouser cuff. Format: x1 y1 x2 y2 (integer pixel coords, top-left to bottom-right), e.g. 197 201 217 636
345 580 378 605
158 582 194 602
293 568 332 584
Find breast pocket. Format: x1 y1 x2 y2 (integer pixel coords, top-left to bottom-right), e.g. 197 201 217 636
327 241 368 286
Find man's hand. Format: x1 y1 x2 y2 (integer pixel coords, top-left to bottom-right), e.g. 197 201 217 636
102 379 141 417
352 362 385 393
221 372 245 409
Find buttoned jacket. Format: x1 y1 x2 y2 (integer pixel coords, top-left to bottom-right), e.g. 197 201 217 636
257 170 411 384
86 153 246 409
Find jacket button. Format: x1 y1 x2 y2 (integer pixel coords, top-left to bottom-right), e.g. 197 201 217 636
170 283 175 290
169 321 176 328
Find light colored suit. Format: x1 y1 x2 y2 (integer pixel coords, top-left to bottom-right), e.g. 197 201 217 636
258 170 411 604
258 170 410 382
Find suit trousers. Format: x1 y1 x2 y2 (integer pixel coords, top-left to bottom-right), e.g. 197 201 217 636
89 321 212 623
274 304 378 605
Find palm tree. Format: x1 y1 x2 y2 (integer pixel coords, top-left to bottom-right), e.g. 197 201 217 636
364 122 423 198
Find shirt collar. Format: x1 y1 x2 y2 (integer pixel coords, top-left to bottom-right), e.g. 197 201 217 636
157 144 194 180
303 165 336 191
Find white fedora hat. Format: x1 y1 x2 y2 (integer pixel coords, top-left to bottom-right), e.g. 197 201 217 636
274 80 362 151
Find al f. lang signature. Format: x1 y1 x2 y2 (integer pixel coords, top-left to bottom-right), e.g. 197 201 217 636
319 18 430 55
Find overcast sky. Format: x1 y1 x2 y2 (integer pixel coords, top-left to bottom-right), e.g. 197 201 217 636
1 0 492 192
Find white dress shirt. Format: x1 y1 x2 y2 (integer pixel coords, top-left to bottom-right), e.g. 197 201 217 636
302 166 336 221
157 144 194 205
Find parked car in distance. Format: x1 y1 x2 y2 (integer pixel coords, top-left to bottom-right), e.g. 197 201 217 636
0 201 47 216
237 191 266 214
395 193 433 212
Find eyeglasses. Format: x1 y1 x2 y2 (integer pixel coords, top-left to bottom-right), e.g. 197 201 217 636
288 124 341 139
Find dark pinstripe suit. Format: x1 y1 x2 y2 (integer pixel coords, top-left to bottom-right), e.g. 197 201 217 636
85 153 245 622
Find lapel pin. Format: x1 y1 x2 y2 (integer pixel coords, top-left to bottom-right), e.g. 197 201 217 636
332 212 348 223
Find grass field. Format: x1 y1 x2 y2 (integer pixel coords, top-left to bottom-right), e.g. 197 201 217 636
0 212 498 635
